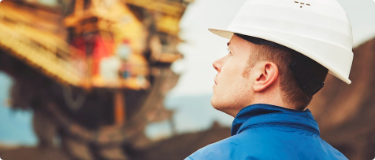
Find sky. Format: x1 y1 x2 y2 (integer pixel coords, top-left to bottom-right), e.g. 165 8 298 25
0 74 36 145
169 0 375 96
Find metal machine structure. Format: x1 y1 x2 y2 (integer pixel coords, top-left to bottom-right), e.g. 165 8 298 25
0 0 191 159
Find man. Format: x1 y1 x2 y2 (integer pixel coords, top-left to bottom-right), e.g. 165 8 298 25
185 0 353 159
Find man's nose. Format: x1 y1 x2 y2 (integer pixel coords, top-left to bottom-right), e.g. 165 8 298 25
213 56 225 72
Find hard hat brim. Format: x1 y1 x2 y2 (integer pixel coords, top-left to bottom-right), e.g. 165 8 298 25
208 27 352 84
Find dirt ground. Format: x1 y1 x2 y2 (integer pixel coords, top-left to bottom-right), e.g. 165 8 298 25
0 146 70 160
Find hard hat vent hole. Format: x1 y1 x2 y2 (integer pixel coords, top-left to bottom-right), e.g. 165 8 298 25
295 1 311 8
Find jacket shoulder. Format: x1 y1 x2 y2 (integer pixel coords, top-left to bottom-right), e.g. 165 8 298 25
186 127 348 160
186 129 264 160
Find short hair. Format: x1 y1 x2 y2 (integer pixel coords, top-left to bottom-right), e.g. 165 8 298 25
235 33 328 110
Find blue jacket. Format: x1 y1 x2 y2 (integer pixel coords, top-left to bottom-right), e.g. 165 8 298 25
185 104 348 160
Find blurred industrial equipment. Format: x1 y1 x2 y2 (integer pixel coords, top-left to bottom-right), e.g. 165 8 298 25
0 0 191 159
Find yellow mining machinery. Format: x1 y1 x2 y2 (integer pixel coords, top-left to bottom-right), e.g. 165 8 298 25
0 0 186 89
0 0 191 159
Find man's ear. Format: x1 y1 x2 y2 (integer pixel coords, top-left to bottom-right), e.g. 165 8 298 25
253 62 279 92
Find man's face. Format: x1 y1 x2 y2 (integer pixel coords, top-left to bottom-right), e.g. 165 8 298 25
211 35 257 116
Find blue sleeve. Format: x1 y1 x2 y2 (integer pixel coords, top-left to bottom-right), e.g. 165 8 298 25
184 157 194 160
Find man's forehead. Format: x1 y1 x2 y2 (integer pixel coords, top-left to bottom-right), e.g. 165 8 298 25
227 35 236 47
227 35 261 57
228 35 252 48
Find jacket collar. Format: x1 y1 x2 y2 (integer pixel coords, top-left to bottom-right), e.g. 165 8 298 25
231 104 320 136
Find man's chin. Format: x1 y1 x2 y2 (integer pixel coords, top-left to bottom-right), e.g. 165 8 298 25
210 96 218 108
211 98 239 117
211 98 220 110
211 99 228 113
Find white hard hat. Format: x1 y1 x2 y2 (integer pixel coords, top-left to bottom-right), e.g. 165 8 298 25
209 0 354 84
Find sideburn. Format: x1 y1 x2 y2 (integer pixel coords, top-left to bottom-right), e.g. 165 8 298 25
242 46 262 78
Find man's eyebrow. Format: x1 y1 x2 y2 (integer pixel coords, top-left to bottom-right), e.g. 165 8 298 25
227 42 230 46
